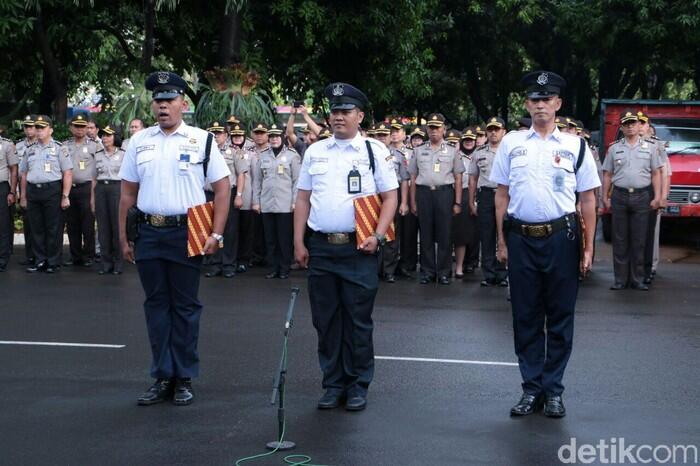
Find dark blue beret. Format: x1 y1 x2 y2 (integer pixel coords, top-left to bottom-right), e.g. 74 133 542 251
520 70 566 98
145 71 188 100
324 82 369 111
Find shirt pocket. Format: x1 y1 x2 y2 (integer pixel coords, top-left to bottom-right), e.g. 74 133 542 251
136 152 156 178
509 156 528 185
308 161 329 176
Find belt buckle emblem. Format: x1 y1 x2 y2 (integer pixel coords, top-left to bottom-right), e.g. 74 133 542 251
328 233 349 245
151 214 166 227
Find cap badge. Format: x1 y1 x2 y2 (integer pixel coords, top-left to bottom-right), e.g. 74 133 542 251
491 117 496 122
332 83 344 96
537 72 549 85
257 124 263 128
157 72 169 84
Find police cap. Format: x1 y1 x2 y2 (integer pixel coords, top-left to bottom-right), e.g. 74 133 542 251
427 113 446 127
461 127 477 140
637 111 649 123
34 115 52 128
390 118 404 130
620 109 639 124
410 126 426 139
446 129 461 143
22 115 35 127
324 82 369 111
318 127 332 140
145 71 188 101
229 124 246 136
486 116 506 129
268 124 283 136
520 70 566 99
375 122 391 135
252 122 269 133
207 121 226 133
99 125 117 136
70 114 89 127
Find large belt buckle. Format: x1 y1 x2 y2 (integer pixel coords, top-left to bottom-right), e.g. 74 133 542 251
327 233 349 245
523 224 552 238
627 187 634 193
150 214 167 227
430 185 437 191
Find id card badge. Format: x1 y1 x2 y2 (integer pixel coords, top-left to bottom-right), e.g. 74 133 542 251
348 168 361 194
44 162 51 173
179 153 190 170
277 164 285 175
553 172 565 192
79 160 86 170
433 162 441 173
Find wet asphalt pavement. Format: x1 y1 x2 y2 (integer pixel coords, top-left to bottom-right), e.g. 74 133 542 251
1 240 699 466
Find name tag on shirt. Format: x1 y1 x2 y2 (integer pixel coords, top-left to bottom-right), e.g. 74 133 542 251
433 162 441 173
44 162 51 172
348 168 361 194
79 160 86 170
179 153 190 171
277 164 285 175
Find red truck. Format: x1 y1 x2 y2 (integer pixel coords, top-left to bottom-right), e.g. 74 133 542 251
599 99 700 241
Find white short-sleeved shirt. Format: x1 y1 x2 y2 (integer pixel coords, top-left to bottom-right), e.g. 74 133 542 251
489 126 601 223
297 133 398 233
119 122 230 216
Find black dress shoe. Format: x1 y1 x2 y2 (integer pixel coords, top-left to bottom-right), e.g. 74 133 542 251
112 270 123 275
480 280 490 287
63 259 74 266
345 395 367 411
398 268 415 279
465 266 475 274
27 261 47 273
454 273 464 279
498 279 509 287
83 260 93 267
630 282 649 291
384 274 396 283
97 269 109 275
643 276 652 285
510 393 543 416
438 276 450 285
609 282 626 290
419 276 433 284
205 269 222 278
137 378 174 406
45 266 58 274
173 378 194 405
543 395 566 418
265 271 279 279
278 273 289 279
0 264 6 272
236 264 247 273
317 390 344 409
223 270 235 278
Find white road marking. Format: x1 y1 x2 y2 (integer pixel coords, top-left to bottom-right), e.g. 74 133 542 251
0 340 125 349
376 355 517 367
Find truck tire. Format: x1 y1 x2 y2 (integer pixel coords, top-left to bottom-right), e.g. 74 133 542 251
602 213 612 243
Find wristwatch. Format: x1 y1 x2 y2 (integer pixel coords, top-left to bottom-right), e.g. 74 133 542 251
236 192 243 197
372 232 386 246
211 233 224 246
62 194 69 200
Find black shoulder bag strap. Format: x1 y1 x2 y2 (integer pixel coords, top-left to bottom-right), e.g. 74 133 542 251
574 137 586 201
366 140 376 174
203 133 213 179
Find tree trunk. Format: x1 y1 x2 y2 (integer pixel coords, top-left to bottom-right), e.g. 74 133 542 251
34 14 67 122
142 0 156 73
217 9 242 67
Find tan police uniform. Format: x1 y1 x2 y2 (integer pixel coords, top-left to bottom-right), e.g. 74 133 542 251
0 137 19 269
94 144 125 273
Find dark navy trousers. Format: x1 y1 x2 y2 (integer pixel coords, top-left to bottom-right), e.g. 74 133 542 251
135 224 203 379
507 221 579 396
307 233 379 397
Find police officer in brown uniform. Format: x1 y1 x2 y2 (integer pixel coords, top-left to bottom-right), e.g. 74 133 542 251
63 114 99 266
380 120 410 282
469 117 509 287
94 125 125 274
602 110 663 290
15 115 37 265
453 127 480 277
234 122 257 273
0 134 18 271
205 123 248 278
409 113 464 284
253 124 301 279
397 125 424 277
19 115 73 273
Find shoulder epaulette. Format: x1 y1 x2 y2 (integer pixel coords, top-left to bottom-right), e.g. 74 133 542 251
608 138 623 147
0 136 11 143
54 140 63 146
286 146 299 154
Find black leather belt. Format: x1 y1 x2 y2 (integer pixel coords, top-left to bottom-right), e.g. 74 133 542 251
97 180 120 185
417 184 454 191
72 181 91 188
478 187 495 193
308 228 356 245
506 213 576 238
142 213 188 228
613 185 651 194
29 180 61 188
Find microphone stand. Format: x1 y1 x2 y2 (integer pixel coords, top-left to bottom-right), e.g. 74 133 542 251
266 286 300 451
